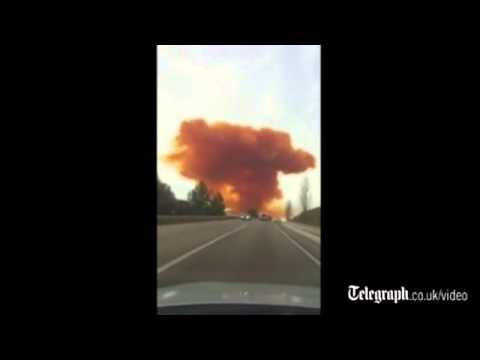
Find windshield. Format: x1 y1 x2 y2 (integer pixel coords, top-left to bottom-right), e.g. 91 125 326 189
157 45 321 314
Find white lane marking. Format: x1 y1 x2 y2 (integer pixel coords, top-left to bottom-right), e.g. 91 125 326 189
157 224 248 274
289 222 321 236
276 225 320 267
282 222 320 244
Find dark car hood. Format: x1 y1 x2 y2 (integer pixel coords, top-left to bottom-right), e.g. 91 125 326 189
157 282 320 309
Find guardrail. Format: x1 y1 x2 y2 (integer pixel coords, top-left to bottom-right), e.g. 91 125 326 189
157 215 238 225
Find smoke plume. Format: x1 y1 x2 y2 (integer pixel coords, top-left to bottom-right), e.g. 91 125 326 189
164 119 315 217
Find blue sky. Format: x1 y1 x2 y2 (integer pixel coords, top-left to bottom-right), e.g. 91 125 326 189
157 45 321 216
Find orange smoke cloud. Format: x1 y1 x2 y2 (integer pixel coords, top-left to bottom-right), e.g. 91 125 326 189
164 119 315 217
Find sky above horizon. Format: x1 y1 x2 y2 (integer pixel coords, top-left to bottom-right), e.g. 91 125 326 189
157 45 321 216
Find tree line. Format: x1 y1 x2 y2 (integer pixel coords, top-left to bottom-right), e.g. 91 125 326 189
157 178 226 216
158 175 313 219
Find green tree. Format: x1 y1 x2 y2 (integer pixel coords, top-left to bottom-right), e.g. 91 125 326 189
210 192 226 215
299 176 311 213
157 177 176 214
174 200 192 215
285 200 292 221
188 181 212 215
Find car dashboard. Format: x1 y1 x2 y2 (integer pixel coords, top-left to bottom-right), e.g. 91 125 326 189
157 303 320 315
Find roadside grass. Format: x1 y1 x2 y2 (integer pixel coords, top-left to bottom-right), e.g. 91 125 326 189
157 215 238 225
292 207 321 228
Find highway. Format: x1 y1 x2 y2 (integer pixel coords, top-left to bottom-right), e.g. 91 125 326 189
157 219 320 289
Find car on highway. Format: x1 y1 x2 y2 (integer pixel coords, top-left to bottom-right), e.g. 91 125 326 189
259 214 271 221
240 214 252 220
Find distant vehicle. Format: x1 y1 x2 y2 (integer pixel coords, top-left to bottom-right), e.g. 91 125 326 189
259 214 271 221
240 214 252 220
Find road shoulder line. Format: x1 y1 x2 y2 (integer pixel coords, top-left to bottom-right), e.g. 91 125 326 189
157 223 248 274
282 222 320 244
275 225 320 267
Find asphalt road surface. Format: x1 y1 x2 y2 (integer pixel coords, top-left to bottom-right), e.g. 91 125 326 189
157 219 320 288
